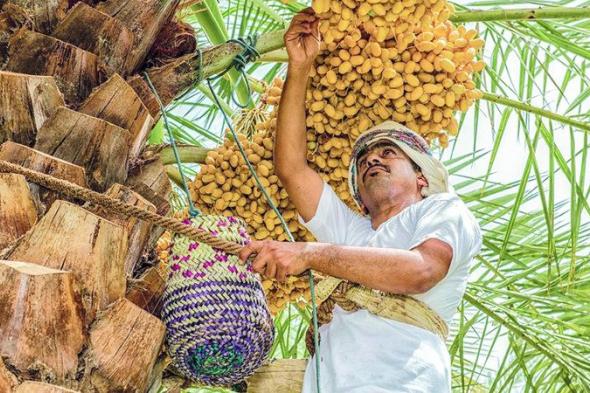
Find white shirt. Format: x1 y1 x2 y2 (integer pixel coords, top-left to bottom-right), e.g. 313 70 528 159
300 182 482 393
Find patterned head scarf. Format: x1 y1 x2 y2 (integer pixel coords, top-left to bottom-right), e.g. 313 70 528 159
348 120 451 212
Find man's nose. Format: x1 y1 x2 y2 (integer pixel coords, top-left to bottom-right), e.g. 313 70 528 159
366 152 382 166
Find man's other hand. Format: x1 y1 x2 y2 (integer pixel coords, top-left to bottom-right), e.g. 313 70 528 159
284 8 321 72
239 240 311 282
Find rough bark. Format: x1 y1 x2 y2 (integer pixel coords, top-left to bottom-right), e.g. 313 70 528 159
96 0 180 74
246 359 307 393
0 71 65 146
52 2 135 76
126 264 166 315
34 106 130 192
0 141 88 210
126 29 286 115
15 381 81 393
85 183 155 276
0 357 18 393
2 0 68 33
0 174 38 250
0 261 85 382
6 29 100 105
5 200 128 323
126 157 171 216
81 298 165 393
79 74 154 160
126 54 192 118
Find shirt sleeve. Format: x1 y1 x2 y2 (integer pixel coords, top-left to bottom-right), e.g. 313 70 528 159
298 181 364 244
408 195 482 274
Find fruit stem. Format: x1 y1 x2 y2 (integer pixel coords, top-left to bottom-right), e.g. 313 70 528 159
450 7 590 23
480 92 590 132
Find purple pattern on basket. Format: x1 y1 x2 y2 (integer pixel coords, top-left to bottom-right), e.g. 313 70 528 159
162 217 273 385
215 253 229 262
182 218 192 225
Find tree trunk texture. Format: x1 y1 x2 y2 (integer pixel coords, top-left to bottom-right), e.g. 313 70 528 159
52 3 135 77
0 4 32 69
85 183 156 277
15 381 81 393
126 264 166 315
5 200 128 324
0 261 85 383
6 29 100 105
126 54 193 118
34 106 130 192
0 357 18 393
127 28 286 116
96 0 180 74
0 141 88 211
1 0 68 33
0 71 65 146
79 74 154 160
127 157 172 216
0 173 38 250
81 298 165 393
126 158 172 250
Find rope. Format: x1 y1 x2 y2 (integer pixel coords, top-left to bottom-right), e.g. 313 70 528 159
201 38 322 393
208 36 260 109
142 72 199 217
0 160 244 255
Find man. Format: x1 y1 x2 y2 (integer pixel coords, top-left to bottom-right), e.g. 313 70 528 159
239 9 482 393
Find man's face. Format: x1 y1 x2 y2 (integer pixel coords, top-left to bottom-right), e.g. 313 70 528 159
356 141 425 212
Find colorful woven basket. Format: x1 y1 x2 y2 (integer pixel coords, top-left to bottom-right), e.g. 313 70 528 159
161 215 275 386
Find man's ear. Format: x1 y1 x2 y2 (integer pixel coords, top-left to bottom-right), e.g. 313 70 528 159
417 172 429 189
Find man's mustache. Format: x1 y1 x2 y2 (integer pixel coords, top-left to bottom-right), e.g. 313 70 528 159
362 163 389 182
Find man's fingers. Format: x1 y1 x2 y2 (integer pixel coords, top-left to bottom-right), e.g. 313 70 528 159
264 260 277 280
251 249 270 274
239 241 262 262
285 25 311 37
276 266 287 282
290 12 317 25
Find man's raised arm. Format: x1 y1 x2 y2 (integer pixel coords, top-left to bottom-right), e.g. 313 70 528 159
274 8 323 222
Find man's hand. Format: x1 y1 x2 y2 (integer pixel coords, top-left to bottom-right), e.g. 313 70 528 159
239 240 311 282
284 8 320 73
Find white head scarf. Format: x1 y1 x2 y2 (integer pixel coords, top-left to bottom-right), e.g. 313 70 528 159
348 121 452 212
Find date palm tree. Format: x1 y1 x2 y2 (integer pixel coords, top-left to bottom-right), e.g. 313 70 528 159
0 0 588 392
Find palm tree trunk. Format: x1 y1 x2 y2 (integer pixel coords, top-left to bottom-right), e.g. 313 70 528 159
0 1 179 391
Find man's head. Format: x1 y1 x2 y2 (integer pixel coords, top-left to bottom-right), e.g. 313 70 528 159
348 121 451 215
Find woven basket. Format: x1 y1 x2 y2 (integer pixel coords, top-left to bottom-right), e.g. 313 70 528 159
161 215 275 386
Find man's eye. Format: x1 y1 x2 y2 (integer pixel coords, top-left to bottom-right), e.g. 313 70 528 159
383 148 395 155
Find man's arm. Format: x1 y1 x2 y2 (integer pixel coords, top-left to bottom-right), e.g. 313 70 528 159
275 9 324 222
239 239 452 294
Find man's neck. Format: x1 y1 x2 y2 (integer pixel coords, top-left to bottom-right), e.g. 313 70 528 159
368 193 423 230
